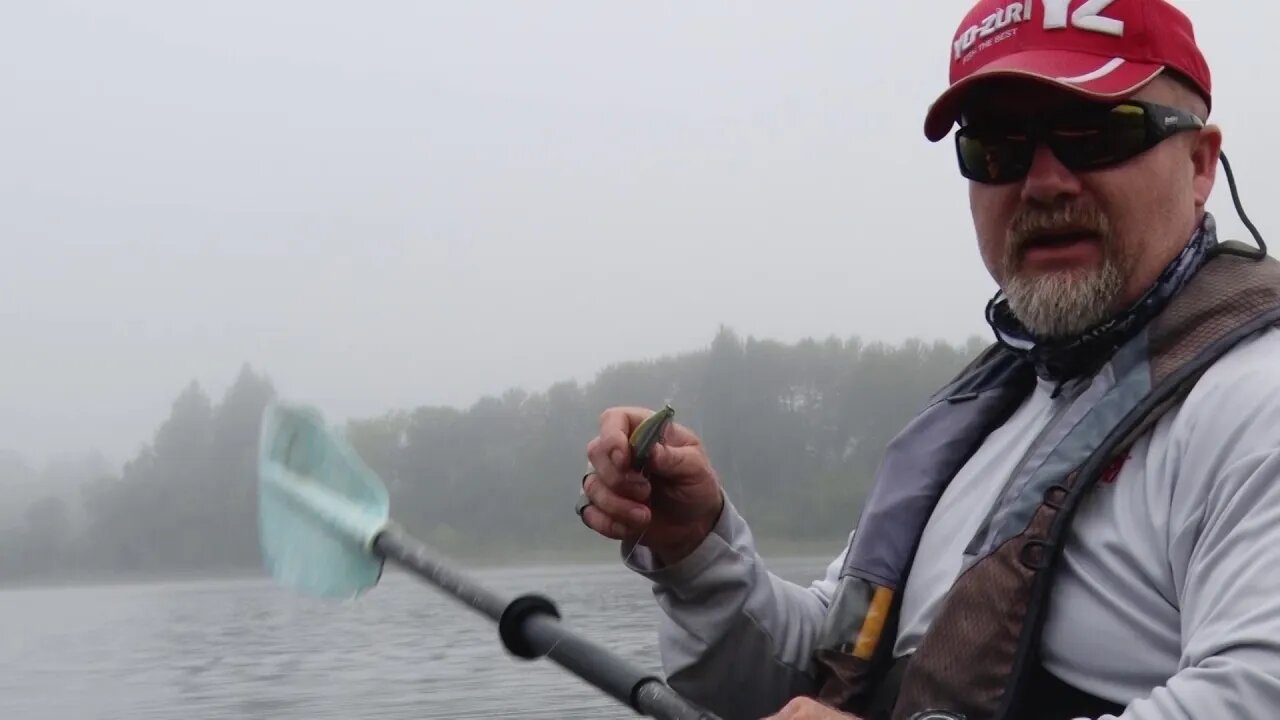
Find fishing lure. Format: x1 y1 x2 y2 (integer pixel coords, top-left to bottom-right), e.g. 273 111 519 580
629 403 674 472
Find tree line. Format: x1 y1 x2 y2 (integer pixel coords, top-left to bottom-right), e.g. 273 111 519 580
0 328 988 585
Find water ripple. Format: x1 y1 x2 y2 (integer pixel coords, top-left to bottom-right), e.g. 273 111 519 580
0 557 831 719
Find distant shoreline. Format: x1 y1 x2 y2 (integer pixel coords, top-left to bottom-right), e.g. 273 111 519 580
0 534 848 592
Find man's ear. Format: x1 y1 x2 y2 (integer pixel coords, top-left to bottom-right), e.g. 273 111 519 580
1192 125 1223 210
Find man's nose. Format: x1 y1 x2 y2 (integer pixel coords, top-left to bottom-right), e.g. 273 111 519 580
1021 144 1083 204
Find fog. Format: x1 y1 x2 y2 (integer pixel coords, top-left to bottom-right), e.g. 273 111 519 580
3 0 1275 469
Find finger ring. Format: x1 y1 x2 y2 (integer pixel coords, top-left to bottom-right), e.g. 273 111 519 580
576 465 597 518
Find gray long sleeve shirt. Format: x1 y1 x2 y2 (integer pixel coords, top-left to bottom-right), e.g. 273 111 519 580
623 328 1280 720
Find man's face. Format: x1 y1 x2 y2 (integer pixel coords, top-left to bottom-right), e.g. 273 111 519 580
962 75 1220 339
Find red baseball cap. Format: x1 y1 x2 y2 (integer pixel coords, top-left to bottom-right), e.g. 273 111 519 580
923 0 1213 142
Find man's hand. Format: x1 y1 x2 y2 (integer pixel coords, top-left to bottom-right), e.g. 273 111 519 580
761 697 862 719
581 406 724 566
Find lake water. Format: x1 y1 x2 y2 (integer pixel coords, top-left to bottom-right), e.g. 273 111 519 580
0 556 832 720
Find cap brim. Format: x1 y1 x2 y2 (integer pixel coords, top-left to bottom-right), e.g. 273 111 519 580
923 50 1164 142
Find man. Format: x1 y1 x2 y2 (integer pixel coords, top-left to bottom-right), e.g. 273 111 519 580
579 1 1280 719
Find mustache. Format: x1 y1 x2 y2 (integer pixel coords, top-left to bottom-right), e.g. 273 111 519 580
1008 202 1111 252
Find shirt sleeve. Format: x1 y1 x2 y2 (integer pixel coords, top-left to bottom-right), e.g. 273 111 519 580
1087 346 1280 720
621 493 850 720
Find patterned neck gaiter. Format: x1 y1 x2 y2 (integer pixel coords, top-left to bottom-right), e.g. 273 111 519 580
986 213 1218 387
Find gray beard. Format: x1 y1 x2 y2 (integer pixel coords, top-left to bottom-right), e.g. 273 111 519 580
1001 261 1126 339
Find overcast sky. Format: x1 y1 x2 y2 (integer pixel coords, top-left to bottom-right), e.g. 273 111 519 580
2 0 1273 466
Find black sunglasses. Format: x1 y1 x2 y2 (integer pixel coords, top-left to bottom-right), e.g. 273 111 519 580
955 100 1206 185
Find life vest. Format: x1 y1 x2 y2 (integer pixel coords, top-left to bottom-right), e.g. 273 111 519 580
811 241 1280 720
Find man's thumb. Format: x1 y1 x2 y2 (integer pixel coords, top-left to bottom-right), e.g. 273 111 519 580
647 441 700 480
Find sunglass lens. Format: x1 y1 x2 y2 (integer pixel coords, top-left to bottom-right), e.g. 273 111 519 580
1048 103 1149 170
957 130 1033 183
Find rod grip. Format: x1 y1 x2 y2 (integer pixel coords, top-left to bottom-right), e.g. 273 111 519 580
521 612 721 720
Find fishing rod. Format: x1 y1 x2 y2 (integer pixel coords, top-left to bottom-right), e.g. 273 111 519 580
256 402 719 720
